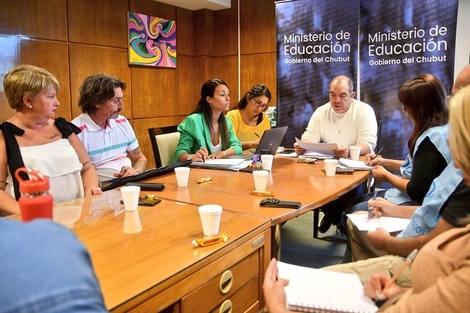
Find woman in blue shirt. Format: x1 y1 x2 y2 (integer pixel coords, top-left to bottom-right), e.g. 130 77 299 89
175 79 242 162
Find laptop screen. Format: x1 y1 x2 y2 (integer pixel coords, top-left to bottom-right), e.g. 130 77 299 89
254 126 288 155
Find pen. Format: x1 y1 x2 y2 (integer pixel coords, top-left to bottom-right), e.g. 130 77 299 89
254 132 261 138
382 249 418 291
198 139 205 163
368 190 378 219
371 147 384 161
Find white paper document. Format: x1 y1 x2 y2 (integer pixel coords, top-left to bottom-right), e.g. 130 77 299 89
295 138 337 158
277 261 378 313
339 158 374 170
190 159 253 171
347 213 411 233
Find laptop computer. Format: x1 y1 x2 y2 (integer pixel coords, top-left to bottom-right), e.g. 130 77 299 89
254 126 288 155
234 126 289 161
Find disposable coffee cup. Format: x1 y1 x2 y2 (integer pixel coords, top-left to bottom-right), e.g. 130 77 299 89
253 170 269 191
120 186 140 211
198 204 222 237
261 154 274 171
324 159 338 177
349 146 361 161
174 167 190 187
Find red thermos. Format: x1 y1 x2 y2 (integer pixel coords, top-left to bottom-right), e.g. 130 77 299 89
14 167 53 222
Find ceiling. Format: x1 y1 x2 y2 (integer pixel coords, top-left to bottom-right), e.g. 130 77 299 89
155 0 231 11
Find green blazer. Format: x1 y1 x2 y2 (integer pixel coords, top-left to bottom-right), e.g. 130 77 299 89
174 113 242 161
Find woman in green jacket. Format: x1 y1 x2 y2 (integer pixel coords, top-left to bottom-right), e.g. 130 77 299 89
175 79 242 162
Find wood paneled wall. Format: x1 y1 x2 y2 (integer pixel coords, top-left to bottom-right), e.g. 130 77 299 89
0 0 277 168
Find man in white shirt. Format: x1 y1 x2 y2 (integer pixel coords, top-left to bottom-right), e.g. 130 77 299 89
295 76 378 234
72 74 147 182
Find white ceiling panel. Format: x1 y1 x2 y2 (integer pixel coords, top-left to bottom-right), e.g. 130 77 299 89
155 0 231 11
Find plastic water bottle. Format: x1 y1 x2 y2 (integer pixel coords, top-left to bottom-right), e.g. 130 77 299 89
14 167 53 222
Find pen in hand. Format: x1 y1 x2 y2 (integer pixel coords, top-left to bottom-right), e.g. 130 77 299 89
198 139 205 163
371 147 384 161
368 190 378 220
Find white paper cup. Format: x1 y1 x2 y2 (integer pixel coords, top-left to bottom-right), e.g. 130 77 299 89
324 159 338 177
261 154 274 171
120 186 141 211
253 170 269 191
349 146 361 161
174 167 190 187
198 204 222 236
123 210 142 234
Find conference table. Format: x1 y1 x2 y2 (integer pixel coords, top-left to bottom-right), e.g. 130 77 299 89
8 156 368 312
139 156 370 256
20 192 272 312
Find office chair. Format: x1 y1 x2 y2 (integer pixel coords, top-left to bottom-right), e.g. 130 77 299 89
148 126 179 168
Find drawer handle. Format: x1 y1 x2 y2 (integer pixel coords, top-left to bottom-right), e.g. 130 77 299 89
219 270 233 294
219 299 232 313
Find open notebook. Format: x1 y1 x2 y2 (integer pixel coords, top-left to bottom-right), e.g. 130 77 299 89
339 158 374 170
277 261 378 313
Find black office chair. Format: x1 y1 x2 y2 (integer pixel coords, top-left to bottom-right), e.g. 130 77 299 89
148 125 179 168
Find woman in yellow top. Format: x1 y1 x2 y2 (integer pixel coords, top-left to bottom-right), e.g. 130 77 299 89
226 84 272 150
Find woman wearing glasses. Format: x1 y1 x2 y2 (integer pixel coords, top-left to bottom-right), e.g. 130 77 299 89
226 84 272 150
0 65 101 215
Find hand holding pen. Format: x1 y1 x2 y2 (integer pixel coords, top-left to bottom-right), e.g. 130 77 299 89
367 147 383 165
368 190 378 220
198 139 208 163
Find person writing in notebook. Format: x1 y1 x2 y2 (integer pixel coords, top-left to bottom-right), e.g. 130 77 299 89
342 74 452 262
226 84 272 150
263 84 470 313
294 75 378 233
175 79 242 162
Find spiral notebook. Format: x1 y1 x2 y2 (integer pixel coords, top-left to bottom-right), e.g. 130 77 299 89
276 261 378 313
339 158 374 171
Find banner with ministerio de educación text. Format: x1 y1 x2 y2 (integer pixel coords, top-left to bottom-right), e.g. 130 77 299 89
275 0 360 146
359 0 459 161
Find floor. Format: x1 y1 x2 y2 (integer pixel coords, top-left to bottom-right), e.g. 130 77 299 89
280 211 347 268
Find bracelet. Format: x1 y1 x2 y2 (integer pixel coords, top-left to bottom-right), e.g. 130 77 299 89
222 151 227 157
187 155 193 161
135 169 142 174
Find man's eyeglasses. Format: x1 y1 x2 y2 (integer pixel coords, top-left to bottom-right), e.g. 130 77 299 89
253 98 268 110
109 97 124 105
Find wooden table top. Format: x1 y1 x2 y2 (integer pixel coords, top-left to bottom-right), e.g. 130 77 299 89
140 156 370 224
46 192 271 311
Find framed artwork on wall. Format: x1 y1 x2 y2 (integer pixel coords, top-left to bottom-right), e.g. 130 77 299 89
128 11 176 68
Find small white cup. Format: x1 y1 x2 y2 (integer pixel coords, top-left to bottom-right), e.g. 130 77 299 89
324 159 338 177
349 146 361 161
253 170 270 191
120 186 141 211
198 204 222 237
123 210 142 234
174 167 190 187
261 154 274 171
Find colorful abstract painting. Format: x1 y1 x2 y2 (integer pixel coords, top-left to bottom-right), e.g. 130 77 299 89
128 12 176 68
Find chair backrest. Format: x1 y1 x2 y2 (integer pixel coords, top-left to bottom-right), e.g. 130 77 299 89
148 126 179 168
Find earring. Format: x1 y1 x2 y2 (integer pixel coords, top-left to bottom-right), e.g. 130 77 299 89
28 105 32 109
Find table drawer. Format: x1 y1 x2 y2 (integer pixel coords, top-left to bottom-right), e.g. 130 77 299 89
181 252 259 313
210 276 259 313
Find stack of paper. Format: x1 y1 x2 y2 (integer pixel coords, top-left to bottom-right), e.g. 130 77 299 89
190 159 253 171
295 138 337 159
347 214 411 233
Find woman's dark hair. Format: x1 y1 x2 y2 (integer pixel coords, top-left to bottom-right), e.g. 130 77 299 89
399 74 448 156
193 78 230 149
235 84 272 125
